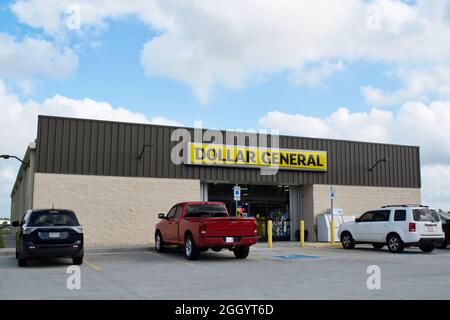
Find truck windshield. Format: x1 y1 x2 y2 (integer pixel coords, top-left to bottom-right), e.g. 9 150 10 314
185 204 228 218
412 209 440 222
28 210 80 226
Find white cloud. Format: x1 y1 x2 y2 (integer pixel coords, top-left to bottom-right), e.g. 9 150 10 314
0 80 181 157
289 61 345 88
0 79 181 217
259 107 393 143
422 164 450 210
0 167 15 183
10 0 450 103
0 33 78 89
259 101 450 210
362 65 450 106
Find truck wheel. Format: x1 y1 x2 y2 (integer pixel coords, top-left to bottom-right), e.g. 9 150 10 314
419 244 435 253
387 234 404 253
185 235 200 260
233 246 250 259
155 231 166 253
72 256 83 265
340 232 355 249
18 258 27 267
438 239 448 249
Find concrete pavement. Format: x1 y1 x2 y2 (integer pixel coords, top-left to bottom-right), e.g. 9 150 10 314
0 242 449 299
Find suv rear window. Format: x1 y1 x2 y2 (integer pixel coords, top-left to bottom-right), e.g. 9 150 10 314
412 209 440 222
28 210 80 227
185 204 228 218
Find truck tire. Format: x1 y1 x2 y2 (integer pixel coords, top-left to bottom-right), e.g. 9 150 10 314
155 231 166 253
233 246 250 259
419 244 435 253
185 235 200 260
387 234 404 253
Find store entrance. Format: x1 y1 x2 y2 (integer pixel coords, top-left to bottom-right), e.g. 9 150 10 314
207 183 290 241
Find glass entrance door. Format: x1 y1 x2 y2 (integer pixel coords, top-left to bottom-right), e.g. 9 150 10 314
207 183 290 241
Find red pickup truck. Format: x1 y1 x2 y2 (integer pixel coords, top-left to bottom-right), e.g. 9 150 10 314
154 202 258 260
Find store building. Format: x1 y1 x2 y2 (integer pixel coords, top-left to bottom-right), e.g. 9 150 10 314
10 115 421 246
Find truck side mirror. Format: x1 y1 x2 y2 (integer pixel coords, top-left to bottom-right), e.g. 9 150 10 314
355 218 359 223
158 213 166 219
11 221 20 227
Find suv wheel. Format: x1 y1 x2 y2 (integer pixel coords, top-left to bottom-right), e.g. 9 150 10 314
341 232 355 249
155 231 166 253
233 246 250 259
184 235 200 260
438 239 448 249
419 244 435 253
18 258 27 267
387 234 404 253
72 256 83 265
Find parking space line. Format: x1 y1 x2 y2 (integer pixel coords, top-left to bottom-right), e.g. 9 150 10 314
147 250 195 266
84 258 101 272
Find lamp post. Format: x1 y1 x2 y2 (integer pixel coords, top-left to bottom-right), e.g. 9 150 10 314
0 154 29 168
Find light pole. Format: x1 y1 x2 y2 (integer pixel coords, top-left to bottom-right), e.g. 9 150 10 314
0 154 29 168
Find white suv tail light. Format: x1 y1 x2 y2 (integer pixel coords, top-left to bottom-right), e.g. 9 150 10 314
409 222 416 232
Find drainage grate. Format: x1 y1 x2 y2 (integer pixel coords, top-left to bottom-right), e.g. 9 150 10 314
274 254 320 260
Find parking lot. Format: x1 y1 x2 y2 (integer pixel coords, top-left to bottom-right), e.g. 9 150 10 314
1 242 449 300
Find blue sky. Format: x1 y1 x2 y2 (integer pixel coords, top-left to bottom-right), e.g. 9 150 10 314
1 0 450 215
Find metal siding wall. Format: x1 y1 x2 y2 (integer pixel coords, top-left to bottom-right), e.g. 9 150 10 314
35 116 421 188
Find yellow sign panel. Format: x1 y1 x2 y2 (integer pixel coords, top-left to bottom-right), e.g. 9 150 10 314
186 143 327 171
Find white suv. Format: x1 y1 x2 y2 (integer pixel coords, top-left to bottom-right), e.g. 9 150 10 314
338 205 445 253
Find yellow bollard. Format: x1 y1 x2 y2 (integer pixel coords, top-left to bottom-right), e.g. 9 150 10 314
330 219 335 244
267 220 273 248
300 220 305 247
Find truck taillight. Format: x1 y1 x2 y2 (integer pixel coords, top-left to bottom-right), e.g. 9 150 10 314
409 222 416 232
200 224 207 235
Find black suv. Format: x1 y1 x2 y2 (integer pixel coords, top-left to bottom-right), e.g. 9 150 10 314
12 209 84 267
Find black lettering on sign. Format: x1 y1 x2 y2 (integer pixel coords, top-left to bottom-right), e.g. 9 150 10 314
195 148 205 160
207 148 216 161
236 150 245 162
307 154 316 166
247 150 256 163
280 153 289 165
316 155 324 167
289 153 297 166
261 152 271 164
298 154 306 166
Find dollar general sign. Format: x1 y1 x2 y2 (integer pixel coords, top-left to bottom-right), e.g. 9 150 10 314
186 142 327 172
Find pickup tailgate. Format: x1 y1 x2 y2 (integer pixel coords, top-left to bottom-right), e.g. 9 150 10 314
203 217 256 237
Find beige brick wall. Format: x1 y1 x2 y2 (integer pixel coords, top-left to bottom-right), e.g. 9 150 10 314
304 184 421 241
33 173 200 247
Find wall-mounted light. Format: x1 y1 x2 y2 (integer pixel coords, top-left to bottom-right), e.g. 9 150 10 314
137 143 154 160
368 158 391 171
